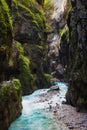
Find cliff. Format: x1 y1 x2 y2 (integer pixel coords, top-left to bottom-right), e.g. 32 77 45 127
0 0 51 95
66 0 87 109
0 0 52 128
12 0 51 94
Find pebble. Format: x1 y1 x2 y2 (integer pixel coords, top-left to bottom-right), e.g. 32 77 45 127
62 101 67 104
68 126 74 129
53 110 57 113
59 115 65 119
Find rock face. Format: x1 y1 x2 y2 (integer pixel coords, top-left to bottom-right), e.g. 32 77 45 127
0 1 21 129
12 0 51 93
66 0 87 108
0 0 51 94
0 0 13 82
0 79 22 130
47 0 70 81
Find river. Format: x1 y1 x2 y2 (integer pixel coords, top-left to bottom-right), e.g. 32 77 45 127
9 82 69 130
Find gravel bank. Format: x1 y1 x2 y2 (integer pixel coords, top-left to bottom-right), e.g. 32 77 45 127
39 89 87 130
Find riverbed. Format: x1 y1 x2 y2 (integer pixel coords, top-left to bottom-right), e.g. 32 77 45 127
9 81 87 130
9 82 69 130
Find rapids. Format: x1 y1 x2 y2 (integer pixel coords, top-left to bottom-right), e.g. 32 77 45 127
9 82 68 130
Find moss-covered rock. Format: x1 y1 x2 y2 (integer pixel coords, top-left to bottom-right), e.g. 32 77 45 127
16 42 34 95
12 0 46 44
12 0 51 91
23 43 51 90
0 0 13 81
0 79 22 130
0 0 13 45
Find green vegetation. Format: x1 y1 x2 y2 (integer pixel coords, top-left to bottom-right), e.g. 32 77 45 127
59 25 69 42
19 55 34 87
0 79 22 129
66 5 72 20
16 42 34 92
0 79 21 102
0 0 13 44
13 78 21 90
13 0 46 31
0 0 51 93
16 42 24 55
0 0 13 81
43 73 52 85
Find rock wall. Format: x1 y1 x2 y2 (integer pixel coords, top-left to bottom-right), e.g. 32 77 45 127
0 0 51 95
0 0 13 82
66 0 87 109
47 0 70 82
0 79 22 130
12 0 51 93
0 1 22 129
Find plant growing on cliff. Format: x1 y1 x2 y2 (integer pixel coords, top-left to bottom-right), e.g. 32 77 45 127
16 42 34 93
0 0 13 44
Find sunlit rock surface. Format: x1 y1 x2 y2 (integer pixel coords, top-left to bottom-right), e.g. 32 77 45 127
47 0 70 81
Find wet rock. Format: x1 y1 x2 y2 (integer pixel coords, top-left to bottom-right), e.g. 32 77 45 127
48 85 60 92
66 0 87 108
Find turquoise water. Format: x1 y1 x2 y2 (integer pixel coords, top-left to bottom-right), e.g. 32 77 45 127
9 82 68 130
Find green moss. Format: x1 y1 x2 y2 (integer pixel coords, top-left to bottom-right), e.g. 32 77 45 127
43 73 52 84
13 0 46 31
13 79 21 90
59 25 68 37
19 55 34 86
66 5 72 20
16 42 24 55
16 42 34 91
13 0 51 90
59 25 69 43
44 0 53 11
0 79 22 104
0 0 13 44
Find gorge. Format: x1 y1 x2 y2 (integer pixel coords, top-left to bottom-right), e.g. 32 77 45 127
0 0 87 130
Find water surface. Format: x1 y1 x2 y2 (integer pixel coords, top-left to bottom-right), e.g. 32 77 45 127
9 82 68 130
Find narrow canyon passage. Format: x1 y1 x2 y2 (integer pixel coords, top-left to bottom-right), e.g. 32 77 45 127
9 0 87 130
9 0 69 130
0 0 87 130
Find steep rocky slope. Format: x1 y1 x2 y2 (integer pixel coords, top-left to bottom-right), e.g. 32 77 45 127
0 0 51 95
0 0 52 128
0 0 22 129
47 0 70 81
0 0 13 82
12 0 51 94
66 0 87 109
